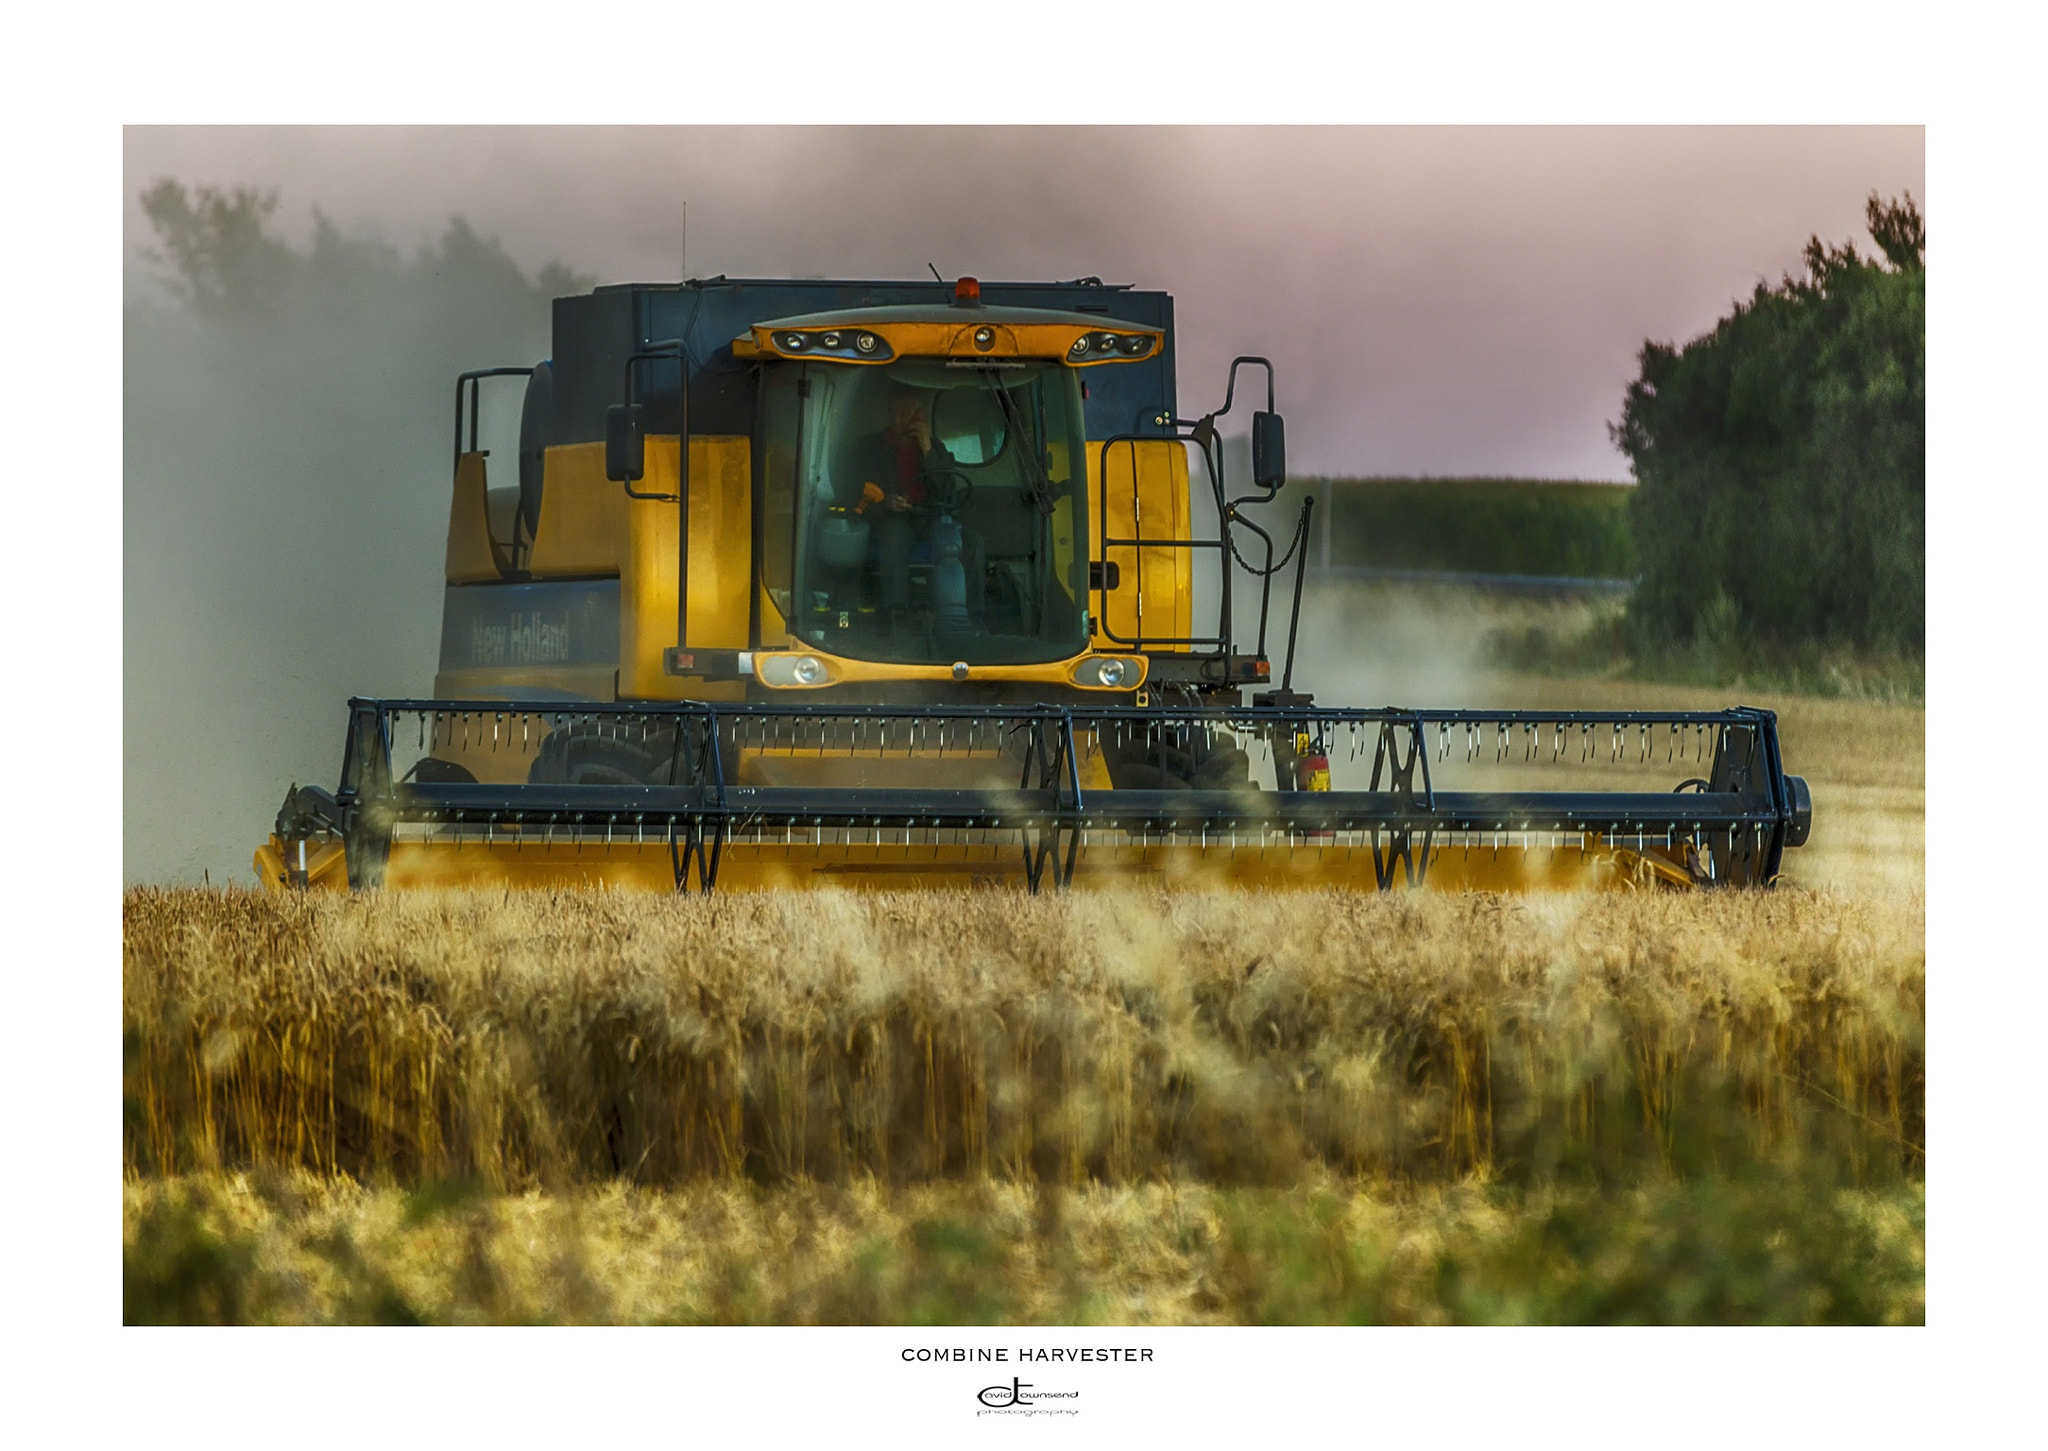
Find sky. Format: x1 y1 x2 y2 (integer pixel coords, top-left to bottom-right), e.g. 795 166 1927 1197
122 125 1924 481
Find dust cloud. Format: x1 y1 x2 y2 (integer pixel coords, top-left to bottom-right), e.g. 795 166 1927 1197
124 209 562 883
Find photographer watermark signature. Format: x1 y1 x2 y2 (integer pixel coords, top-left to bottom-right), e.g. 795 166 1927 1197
976 1377 1081 1417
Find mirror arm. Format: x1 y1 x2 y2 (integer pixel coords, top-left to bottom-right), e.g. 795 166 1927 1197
1215 356 1276 420
615 342 686 502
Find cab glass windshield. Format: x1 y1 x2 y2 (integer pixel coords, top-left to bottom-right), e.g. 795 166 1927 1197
758 359 1090 665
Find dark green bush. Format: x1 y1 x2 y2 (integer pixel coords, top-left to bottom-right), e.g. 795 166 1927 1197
1614 193 1924 655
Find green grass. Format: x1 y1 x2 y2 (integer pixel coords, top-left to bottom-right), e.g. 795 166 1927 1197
1480 589 1926 702
1298 477 1922 697
123 1170 1923 1326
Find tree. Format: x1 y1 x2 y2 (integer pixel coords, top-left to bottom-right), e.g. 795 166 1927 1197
1612 192 1924 656
139 180 298 319
135 178 593 327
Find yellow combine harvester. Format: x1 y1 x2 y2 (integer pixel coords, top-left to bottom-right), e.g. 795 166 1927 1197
258 274 1811 893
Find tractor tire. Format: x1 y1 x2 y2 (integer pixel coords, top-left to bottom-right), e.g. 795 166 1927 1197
527 717 742 788
1106 729 1258 792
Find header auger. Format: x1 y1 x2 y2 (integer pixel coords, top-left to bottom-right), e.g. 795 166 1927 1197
257 273 1811 894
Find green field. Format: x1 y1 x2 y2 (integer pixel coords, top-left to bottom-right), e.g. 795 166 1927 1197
1310 477 1635 578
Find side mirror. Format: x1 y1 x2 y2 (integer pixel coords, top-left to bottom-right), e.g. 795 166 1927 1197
606 404 644 483
1252 411 1286 489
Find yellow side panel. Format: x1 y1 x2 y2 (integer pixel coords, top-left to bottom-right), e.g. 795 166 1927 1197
445 451 511 583
1087 439 1192 651
526 442 629 577
689 437 752 650
618 437 680 698
619 436 752 699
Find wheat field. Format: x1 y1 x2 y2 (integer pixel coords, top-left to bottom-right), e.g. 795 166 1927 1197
126 887 1923 1186
123 883 1924 1323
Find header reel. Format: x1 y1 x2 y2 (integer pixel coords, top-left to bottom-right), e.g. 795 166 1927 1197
258 697 1811 894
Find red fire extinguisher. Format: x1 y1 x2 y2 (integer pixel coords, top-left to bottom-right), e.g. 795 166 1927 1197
1294 731 1330 792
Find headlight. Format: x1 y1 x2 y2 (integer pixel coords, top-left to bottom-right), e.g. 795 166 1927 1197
771 329 890 360
1070 655 1142 689
1070 332 1152 361
757 653 834 687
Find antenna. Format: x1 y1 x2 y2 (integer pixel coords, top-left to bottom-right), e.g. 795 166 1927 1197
680 201 688 282
927 262 943 282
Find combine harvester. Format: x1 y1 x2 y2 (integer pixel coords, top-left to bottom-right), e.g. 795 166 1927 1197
258 275 1811 893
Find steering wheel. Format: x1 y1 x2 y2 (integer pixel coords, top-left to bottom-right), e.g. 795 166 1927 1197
916 469 974 516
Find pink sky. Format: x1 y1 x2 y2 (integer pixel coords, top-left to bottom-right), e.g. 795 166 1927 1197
124 126 1922 480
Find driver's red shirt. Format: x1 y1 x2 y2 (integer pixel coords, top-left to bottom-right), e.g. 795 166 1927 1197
884 430 926 504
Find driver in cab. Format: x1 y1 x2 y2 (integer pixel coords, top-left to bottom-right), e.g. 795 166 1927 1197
856 385 986 620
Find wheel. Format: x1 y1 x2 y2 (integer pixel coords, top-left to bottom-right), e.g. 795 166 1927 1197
918 468 974 514
1105 726 1255 791
527 718 735 786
